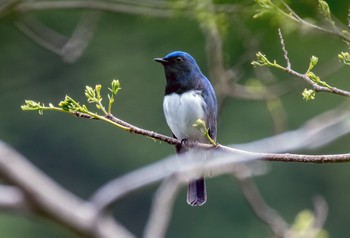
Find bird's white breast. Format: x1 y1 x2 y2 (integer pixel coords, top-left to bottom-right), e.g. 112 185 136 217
163 90 207 141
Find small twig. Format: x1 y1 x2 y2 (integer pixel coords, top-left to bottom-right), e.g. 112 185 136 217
280 1 333 35
284 67 350 97
278 28 291 69
253 31 350 98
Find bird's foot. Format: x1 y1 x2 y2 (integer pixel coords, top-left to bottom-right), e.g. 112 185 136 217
181 138 198 149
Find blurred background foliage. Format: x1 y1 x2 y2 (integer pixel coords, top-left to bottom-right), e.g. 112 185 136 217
1 0 350 237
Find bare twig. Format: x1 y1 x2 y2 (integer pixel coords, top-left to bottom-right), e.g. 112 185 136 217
278 28 291 69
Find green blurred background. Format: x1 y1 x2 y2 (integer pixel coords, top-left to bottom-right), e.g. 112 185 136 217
1 0 350 237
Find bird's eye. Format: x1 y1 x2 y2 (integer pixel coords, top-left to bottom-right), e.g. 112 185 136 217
175 57 183 62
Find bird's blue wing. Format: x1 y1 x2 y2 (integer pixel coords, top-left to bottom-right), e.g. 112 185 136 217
201 76 217 141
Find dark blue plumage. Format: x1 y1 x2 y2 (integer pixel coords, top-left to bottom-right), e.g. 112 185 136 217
154 51 217 206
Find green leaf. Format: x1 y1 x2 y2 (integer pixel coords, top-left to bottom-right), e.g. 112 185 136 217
318 0 335 26
251 52 271 67
290 210 329 238
306 71 332 89
95 84 102 101
302 88 316 101
253 0 274 18
307 56 318 73
21 100 41 111
193 119 216 145
108 79 121 113
338 51 350 65
59 95 81 111
85 86 96 103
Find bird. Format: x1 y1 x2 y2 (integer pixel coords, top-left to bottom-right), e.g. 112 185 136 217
154 51 217 206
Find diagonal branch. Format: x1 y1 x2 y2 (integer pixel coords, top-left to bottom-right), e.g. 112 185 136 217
235 172 288 238
0 140 134 238
143 176 182 238
14 11 100 63
60 11 100 63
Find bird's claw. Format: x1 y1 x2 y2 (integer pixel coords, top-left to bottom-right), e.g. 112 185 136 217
181 138 198 149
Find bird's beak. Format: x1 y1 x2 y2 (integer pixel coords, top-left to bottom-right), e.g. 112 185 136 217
154 57 168 64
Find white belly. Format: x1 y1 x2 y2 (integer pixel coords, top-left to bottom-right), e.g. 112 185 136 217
163 91 207 141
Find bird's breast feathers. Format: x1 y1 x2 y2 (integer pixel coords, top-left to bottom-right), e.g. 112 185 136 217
163 90 207 141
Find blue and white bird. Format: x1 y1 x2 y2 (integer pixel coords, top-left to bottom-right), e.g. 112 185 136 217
154 51 217 206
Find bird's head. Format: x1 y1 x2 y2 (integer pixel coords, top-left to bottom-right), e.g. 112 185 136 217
154 51 199 75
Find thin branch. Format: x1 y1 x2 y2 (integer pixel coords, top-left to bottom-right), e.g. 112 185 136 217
14 16 67 55
312 196 328 232
235 169 288 238
143 176 182 238
60 11 100 63
14 11 99 63
235 103 350 153
5 0 240 18
285 67 350 96
253 30 350 98
15 1 175 17
280 1 333 35
278 28 291 69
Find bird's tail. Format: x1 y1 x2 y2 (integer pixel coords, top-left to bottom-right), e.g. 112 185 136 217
187 178 206 206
